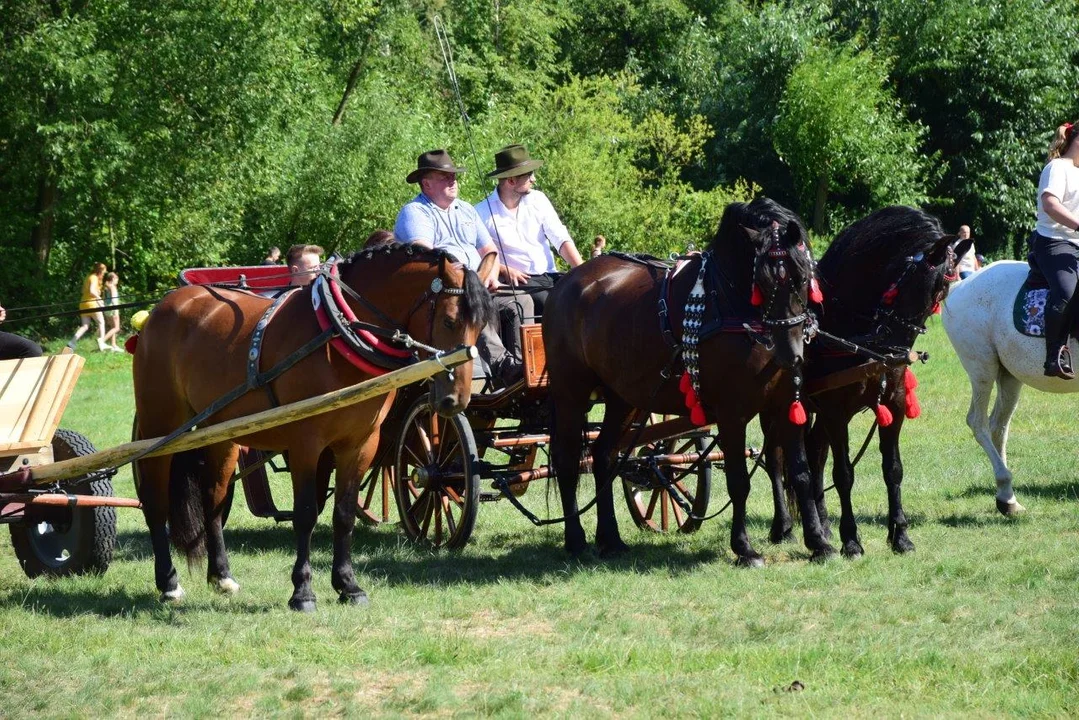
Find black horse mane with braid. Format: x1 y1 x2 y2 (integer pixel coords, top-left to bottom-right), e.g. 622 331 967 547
341 241 495 328
817 206 945 297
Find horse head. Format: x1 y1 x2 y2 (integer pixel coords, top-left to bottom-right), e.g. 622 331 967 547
745 218 816 370
414 252 497 417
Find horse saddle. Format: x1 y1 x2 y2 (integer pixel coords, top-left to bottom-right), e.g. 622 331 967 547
1013 254 1077 338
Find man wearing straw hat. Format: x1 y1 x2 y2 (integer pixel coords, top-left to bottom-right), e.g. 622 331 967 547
477 144 584 316
394 149 525 387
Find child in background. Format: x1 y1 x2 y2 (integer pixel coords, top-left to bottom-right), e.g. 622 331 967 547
101 272 124 352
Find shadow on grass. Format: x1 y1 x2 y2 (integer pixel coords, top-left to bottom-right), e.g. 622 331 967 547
953 480 1079 502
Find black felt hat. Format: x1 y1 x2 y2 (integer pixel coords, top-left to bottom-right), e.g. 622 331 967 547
487 144 545 179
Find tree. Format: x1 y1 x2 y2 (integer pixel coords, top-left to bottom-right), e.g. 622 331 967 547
774 45 934 233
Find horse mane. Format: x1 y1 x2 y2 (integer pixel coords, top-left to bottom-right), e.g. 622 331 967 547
818 206 945 295
340 241 494 328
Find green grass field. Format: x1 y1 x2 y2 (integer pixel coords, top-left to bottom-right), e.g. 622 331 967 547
1 318 1077 718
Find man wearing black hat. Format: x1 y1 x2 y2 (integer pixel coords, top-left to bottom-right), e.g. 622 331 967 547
477 144 584 315
394 149 525 386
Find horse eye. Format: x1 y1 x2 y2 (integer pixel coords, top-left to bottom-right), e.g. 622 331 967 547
443 318 457 331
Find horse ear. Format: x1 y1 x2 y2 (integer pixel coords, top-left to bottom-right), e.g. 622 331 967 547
951 236 975 265
785 219 802 247
927 234 957 265
742 226 763 246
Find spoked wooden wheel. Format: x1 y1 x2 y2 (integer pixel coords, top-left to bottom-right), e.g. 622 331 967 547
623 435 712 534
393 397 479 549
357 462 395 526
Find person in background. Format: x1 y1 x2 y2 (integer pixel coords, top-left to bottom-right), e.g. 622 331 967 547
0 302 42 360
101 272 124 352
477 144 584 316
394 148 524 386
263 246 281 265
1030 120 1079 379
287 244 324 287
67 262 108 352
955 225 979 280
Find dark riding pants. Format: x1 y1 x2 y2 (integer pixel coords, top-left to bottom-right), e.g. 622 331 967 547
0 331 43 361
1030 232 1079 361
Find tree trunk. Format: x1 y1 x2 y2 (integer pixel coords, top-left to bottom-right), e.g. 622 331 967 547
30 170 58 266
813 174 828 235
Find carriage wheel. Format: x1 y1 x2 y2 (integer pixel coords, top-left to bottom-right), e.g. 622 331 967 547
357 463 395 526
623 435 712 534
9 429 117 578
393 396 479 549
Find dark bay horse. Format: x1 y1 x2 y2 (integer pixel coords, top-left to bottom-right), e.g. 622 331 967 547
543 197 835 564
133 245 495 610
764 207 970 556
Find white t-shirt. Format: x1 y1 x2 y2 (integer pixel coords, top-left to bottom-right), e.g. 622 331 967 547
1035 158 1079 242
476 189 573 274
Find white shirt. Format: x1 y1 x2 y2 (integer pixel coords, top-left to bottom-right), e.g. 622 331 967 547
476 189 573 274
1036 158 1079 243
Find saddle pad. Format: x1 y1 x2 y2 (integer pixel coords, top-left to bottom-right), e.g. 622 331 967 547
1013 282 1048 338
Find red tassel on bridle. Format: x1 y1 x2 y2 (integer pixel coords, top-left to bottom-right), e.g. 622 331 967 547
904 368 921 418
680 371 708 426
750 284 763 306
788 400 806 425
809 277 823 304
874 403 894 427
882 284 898 305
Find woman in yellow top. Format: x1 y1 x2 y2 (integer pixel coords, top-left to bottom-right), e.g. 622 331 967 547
67 262 109 352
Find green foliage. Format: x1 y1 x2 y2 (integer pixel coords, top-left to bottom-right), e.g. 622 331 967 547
774 44 935 232
3 0 1079 335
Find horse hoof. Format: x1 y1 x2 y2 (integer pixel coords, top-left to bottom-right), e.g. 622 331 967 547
735 554 765 568
770 528 795 544
288 597 317 613
565 541 589 557
159 586 185 603
210 577 240 595
891 536 915 554
597 540 630 558
996 498 1026 516
841 541 864 559
339 591 369 607
810 546 836 563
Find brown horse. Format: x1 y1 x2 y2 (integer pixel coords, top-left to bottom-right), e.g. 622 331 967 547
133 244 495 611
543 197 835 564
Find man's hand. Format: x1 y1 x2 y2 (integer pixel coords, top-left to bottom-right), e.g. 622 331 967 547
500 264 531 286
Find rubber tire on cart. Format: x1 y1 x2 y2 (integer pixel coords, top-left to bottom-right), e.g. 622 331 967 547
131 415 234 526
623 435 712 534
9 429 117 578
393 396 479 549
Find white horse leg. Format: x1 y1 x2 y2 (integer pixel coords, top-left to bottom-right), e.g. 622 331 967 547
964 367 1019 514
988 370 1026 514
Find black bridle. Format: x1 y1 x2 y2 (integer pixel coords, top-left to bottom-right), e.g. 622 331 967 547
752 224 818 338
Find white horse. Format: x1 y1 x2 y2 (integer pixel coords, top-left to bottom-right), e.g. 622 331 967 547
941 260 1078 515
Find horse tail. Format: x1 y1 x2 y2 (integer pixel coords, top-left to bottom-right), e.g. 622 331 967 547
168 449 207 564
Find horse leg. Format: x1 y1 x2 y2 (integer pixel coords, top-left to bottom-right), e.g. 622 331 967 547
821 417 861 557
592 397 633 558
964 365 1024 515
199 441 242 594
806 416 831 539
329 436 376 606
717 421 763 567
288 449 322 612
782 425 835 562
135 454 184 602
989 370 1025 514
877 414 914 553
550 389 592 556
762 418 793 543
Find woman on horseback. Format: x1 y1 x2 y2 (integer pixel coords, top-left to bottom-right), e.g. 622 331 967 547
1032 121 1079 379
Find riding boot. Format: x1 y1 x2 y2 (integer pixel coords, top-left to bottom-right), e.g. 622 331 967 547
1042 300 1075 379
